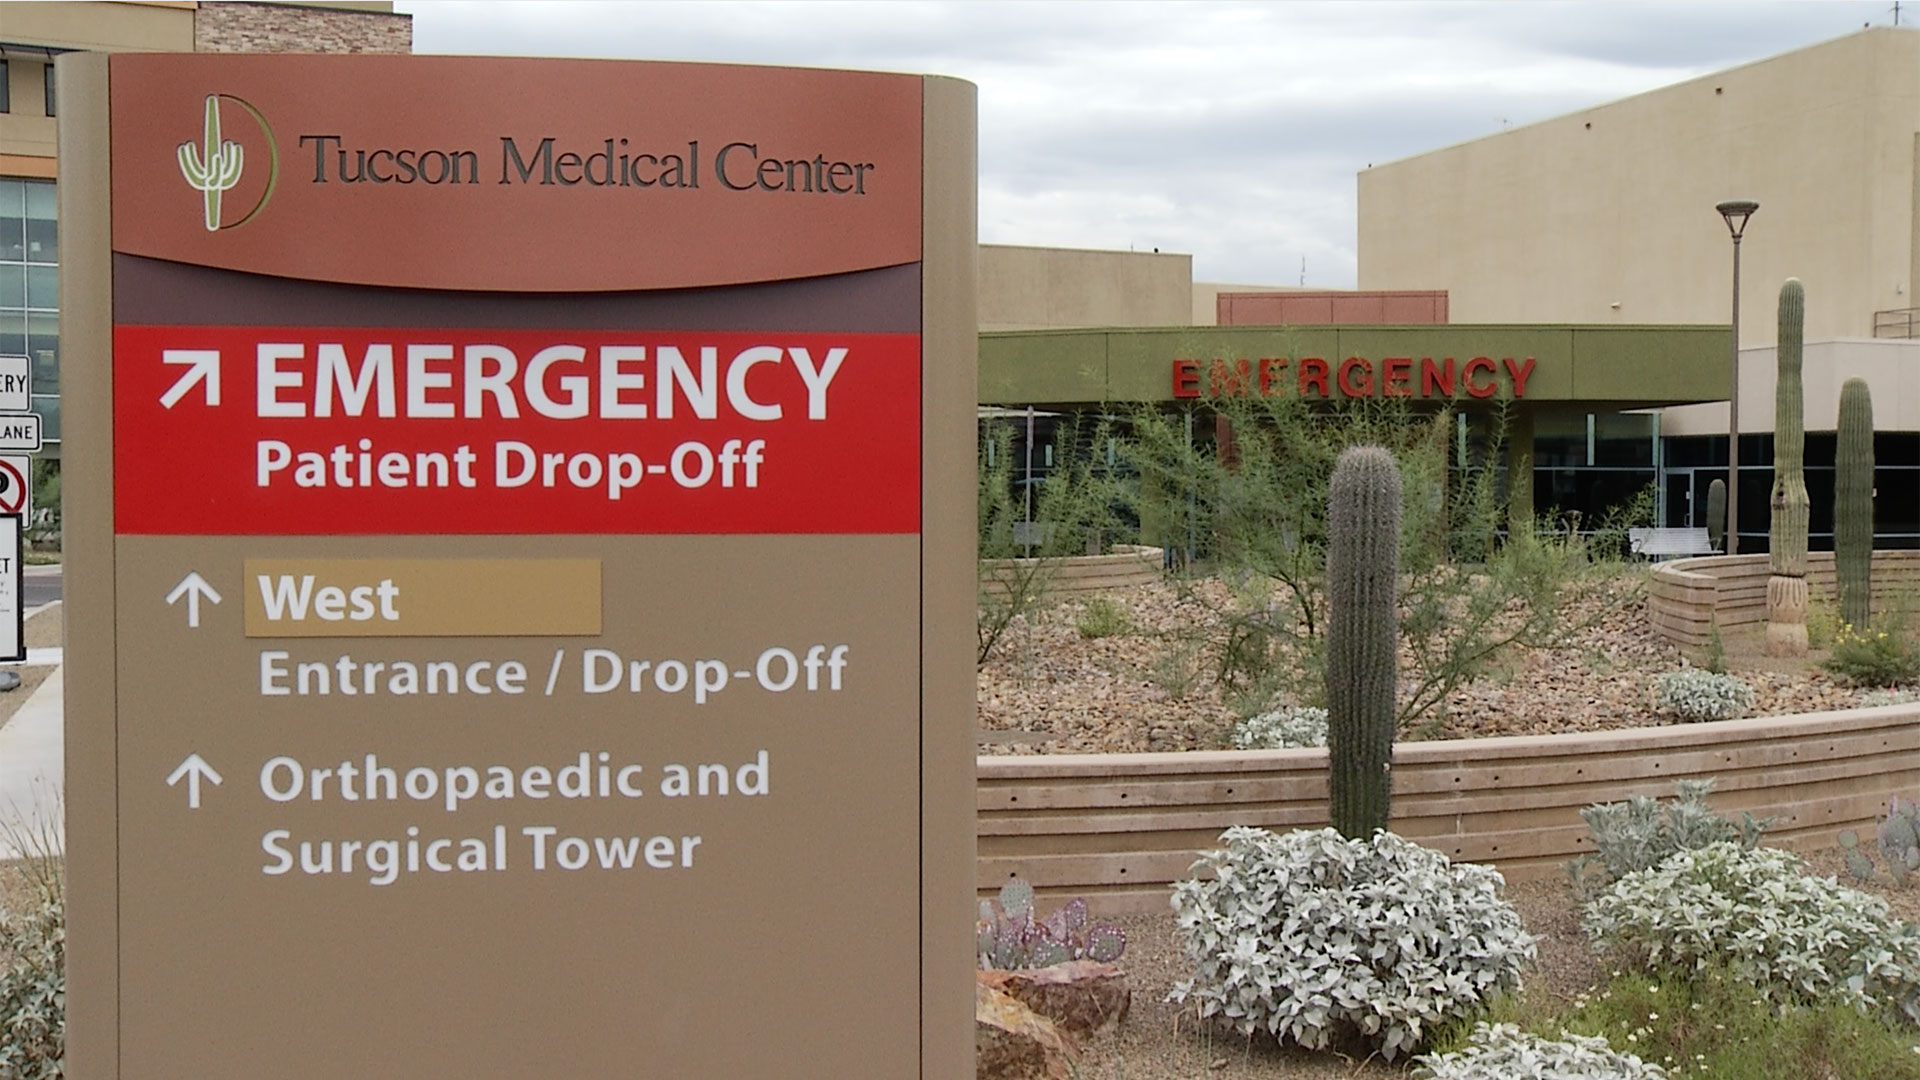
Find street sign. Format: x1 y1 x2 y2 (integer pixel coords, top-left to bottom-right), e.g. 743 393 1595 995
0 356 28 413
0 412 42 453
64 52 977 1079
0 456 30 518
0 515 19 662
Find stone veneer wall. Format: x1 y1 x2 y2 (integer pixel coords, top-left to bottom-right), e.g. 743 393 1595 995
195 3 412 54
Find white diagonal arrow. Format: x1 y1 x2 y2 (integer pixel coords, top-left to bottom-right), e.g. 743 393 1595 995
167 753 223 809
160 349 221 409
166 571 222 628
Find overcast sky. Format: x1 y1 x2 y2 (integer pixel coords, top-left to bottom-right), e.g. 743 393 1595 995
394 1 1905 287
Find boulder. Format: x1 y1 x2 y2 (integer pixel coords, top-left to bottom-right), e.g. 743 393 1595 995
979 960 1131 1037
975 980 1075 1080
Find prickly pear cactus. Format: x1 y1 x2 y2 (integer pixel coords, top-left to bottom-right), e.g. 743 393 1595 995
977 877 1128 969
1326 446 1402 839
1839 830 1878 883
1834 377 1875 628
1705 478 1727 552
1765 278 1811 657
1880 798 1920 885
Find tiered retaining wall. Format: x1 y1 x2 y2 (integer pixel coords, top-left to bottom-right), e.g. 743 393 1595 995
977 702 1920 913
979 544 1162 598
1649 550 1920 647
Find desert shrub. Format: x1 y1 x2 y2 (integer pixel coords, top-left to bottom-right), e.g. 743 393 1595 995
1414 1022 1667 1080
1229 706 1327 749
1169 826 1535 1061
1460 966 1920 1080
1862 686 1920 707
1566 779 1770 900
1585 842 1920 1025
0 894 63 1080
1074 595 1131 639
1651 670 1754 722
977 878 1125 970
1824 623 1920 689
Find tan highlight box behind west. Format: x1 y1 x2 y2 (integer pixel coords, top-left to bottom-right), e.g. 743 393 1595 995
242 558 601 637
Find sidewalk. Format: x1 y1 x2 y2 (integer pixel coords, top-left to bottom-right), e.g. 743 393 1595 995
0 664 62 859
0 599 65 859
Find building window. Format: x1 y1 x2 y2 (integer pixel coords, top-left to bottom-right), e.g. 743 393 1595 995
1 60 10 114
42 62 54 117
0 179 58 445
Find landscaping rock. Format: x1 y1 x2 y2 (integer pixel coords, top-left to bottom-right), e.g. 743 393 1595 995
979 960 1131 1037
976 980 1076 1080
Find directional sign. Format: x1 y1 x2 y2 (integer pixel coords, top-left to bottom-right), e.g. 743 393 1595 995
166 753 223 809
0 457 29 518
165 571 221 628
0 412 42 453
67 51 977 1080
0 357 28 413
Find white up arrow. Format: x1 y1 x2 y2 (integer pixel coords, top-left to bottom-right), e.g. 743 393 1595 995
159 349 221 409
167 753 223 809
166 572 222 628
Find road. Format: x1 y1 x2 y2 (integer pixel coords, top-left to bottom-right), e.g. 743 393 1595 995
24 565 59 608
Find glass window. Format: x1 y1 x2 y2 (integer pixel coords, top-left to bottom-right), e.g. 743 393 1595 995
42 62 54 118
1594 412 1656 466
1531 410 1588 467
28 394 56 445
0 180 23 263
24 265 54 309
0 310 23 357
0 266 21 309
31 346 55 397
24 181 55 263
0 60 10 114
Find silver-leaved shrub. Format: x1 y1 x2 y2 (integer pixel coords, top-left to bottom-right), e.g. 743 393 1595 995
1651 670 1755 722
0 893 65 1080
1230 706 1327 749
1585 842 1920 1026
1168 827 1537 1061
1566 779 1770 900
1414 1022 1668 1080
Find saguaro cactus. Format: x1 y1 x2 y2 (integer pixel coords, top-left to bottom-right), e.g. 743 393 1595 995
1835 377 1875 628
1705 478 1727 552
1765 278 1811 657
1326 445 1401 839
177 94 244 232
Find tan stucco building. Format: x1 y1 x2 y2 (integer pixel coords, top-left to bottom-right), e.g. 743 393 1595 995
1358 27 1919 347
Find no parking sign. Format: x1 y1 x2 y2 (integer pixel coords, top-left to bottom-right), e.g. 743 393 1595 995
0 456 30 521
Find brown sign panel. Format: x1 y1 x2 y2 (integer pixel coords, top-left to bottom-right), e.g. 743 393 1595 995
62 53 977 1078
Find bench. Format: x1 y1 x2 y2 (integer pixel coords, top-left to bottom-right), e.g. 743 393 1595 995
1629 527 1718 559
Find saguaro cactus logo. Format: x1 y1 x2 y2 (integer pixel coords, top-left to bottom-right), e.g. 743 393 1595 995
175 93 278 231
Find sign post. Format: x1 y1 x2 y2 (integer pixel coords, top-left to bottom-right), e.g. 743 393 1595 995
62 54 976 1077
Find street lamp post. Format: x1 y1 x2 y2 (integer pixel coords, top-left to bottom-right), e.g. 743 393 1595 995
1716 199 1758 554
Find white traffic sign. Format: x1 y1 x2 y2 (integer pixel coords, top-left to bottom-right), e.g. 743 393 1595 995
0 457 30 518
0 515 19 662
0 413 42 453
0 357 28 413
165 571 222 628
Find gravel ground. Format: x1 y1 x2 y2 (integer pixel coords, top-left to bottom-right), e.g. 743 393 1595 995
978 570 1876 755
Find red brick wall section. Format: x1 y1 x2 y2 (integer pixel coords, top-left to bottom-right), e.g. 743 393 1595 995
195 3 413 54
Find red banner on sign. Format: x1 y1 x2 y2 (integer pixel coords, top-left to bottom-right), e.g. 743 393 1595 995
113 326 922 535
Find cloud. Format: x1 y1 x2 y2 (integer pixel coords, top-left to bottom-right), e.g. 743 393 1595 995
395 0 1899 285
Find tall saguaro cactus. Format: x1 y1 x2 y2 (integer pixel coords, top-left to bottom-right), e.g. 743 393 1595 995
1765 279 1811 656
177 95 245 232
1834 377 1875 628
1705 478 1727 552
1326 446 1401 839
